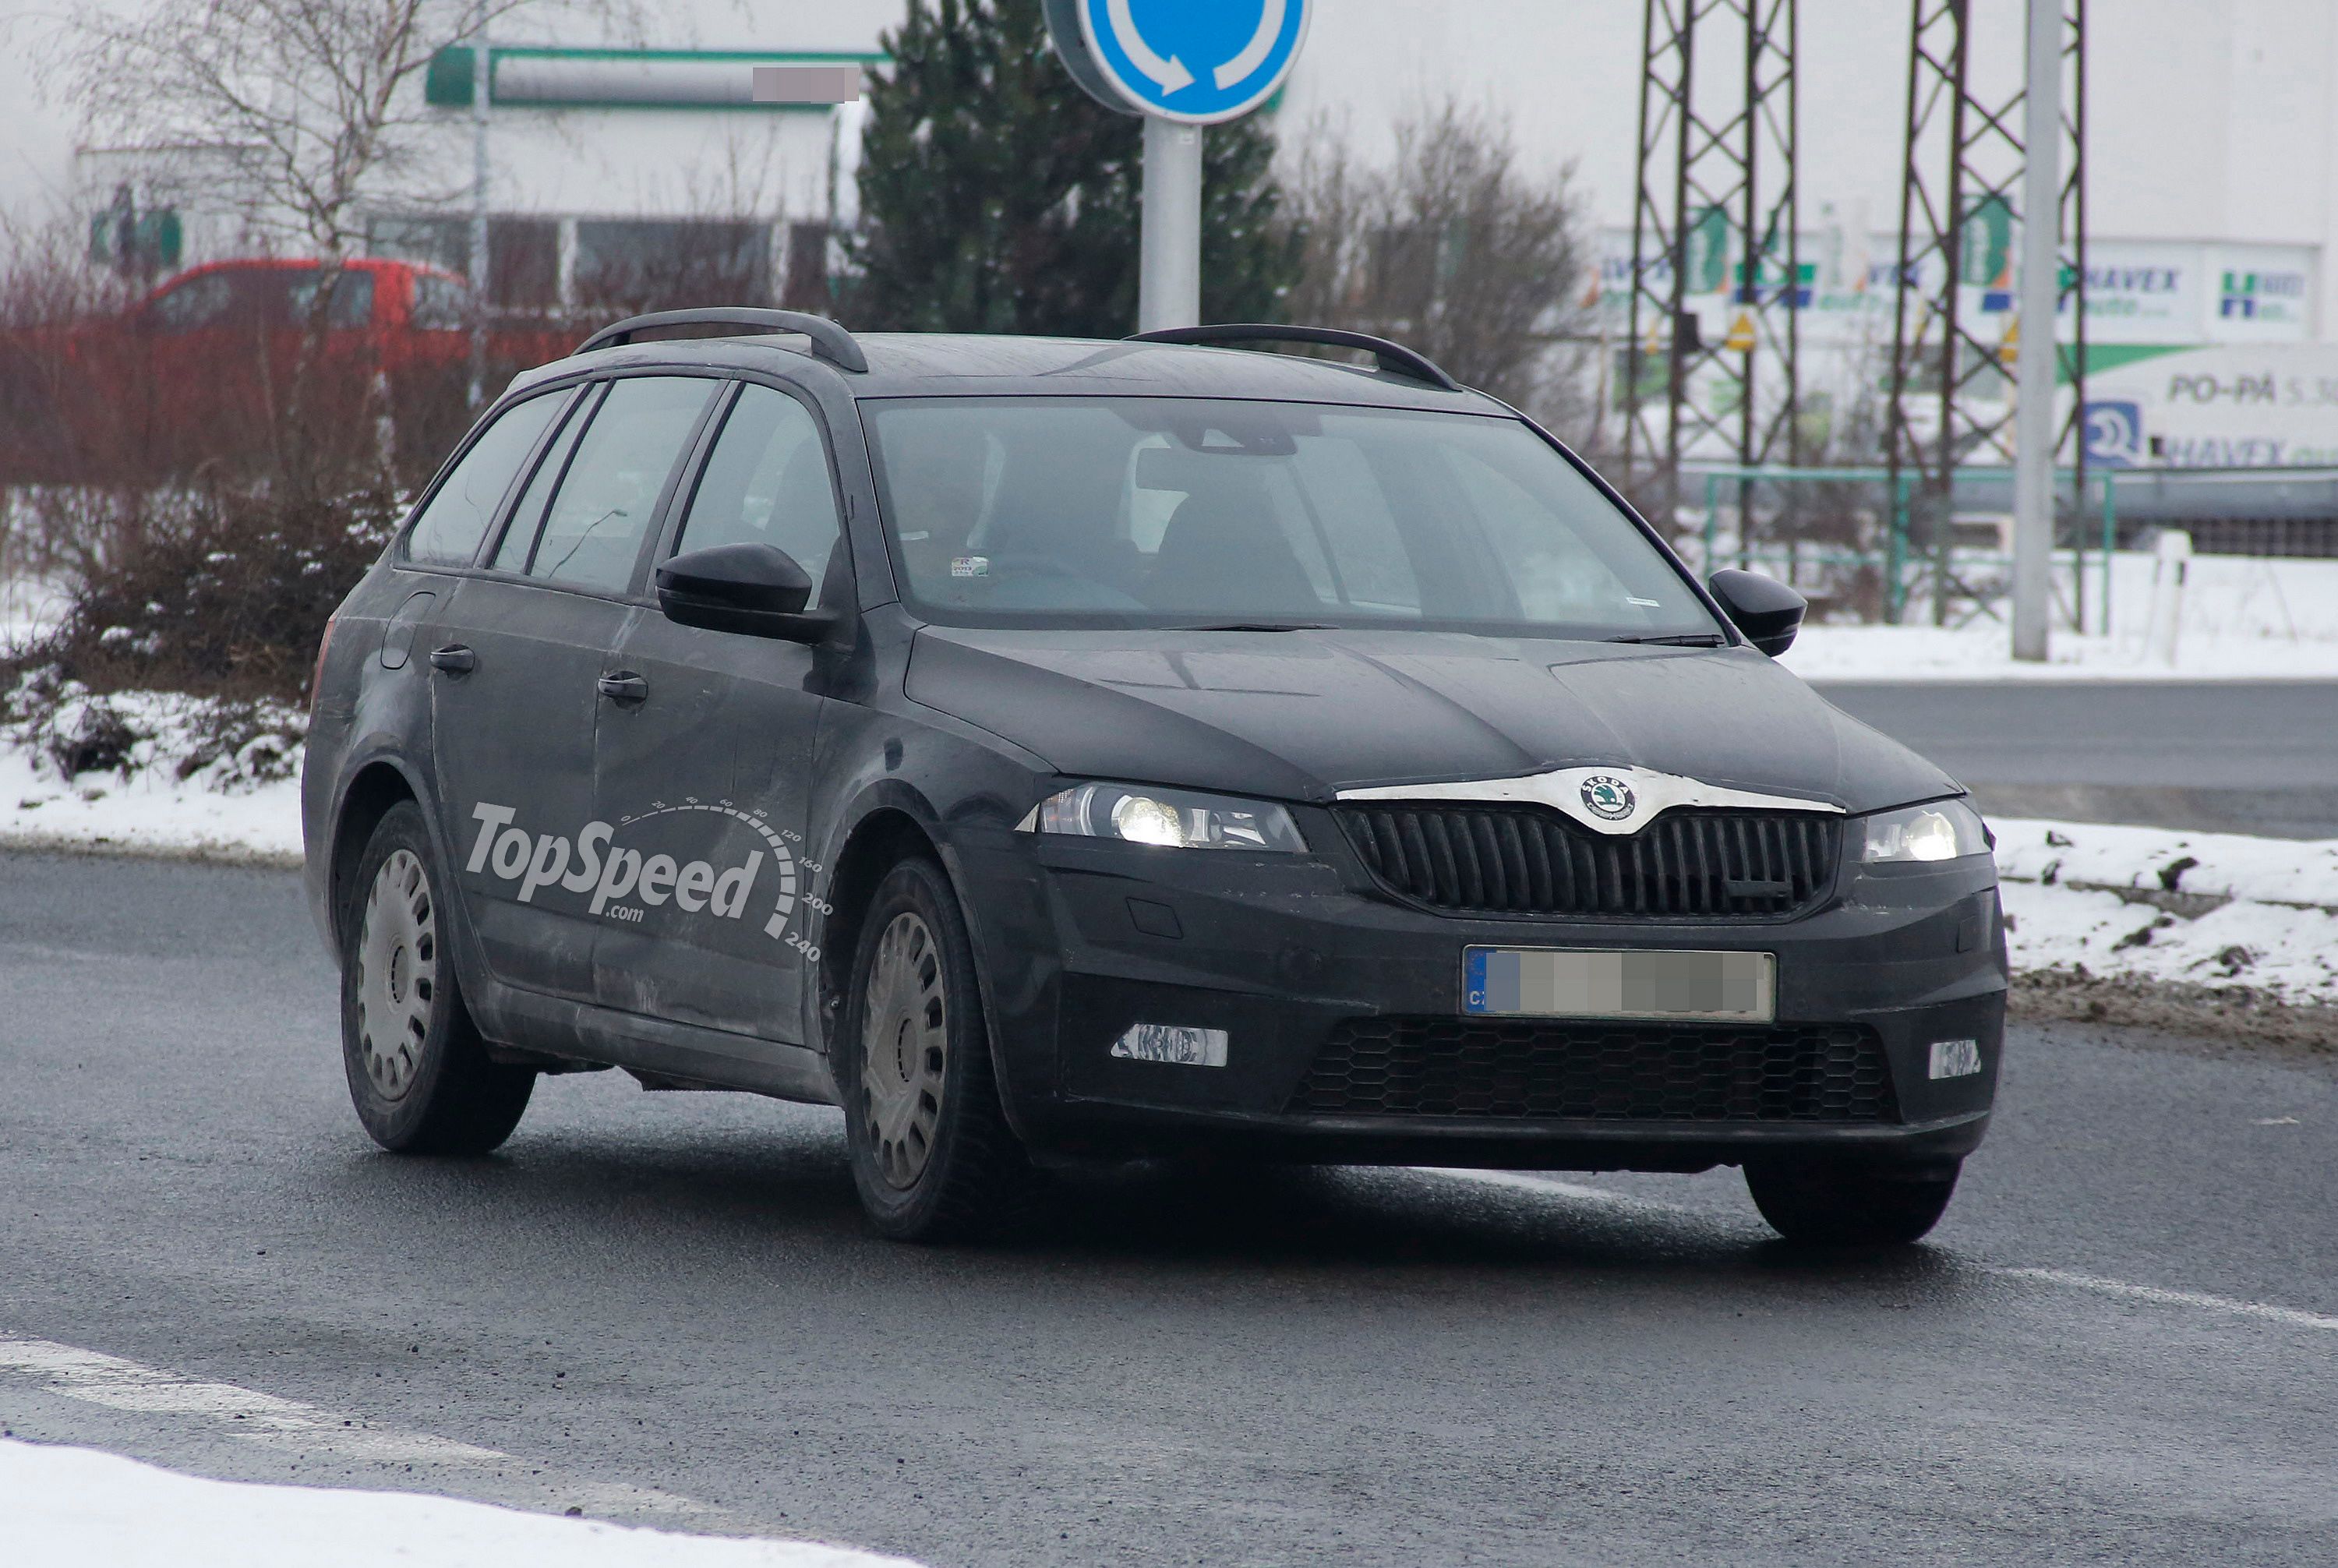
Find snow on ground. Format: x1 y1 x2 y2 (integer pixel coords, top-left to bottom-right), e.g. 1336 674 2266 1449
1783 550 2338 681
0 683 305 863
1 1439 913 1568
1991 816 2338 1011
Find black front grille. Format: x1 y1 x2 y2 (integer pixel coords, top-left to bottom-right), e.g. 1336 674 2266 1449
1335 803 1839 919
1289 1016 1899 1124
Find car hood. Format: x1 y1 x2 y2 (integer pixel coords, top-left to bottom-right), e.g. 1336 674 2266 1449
905 626 1958 814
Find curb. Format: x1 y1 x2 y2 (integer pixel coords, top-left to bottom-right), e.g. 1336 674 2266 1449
2011 968 2338 1055
0 831 303 871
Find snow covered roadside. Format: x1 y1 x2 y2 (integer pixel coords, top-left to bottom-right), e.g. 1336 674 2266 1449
1782 550 2338 681
1784 620 2338 681
0 683 305 865
1991 816 2338 1045
0 1438 913 1568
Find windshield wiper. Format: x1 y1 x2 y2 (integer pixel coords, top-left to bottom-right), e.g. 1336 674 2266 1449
1168 622 1338 632
1606 632 1725 647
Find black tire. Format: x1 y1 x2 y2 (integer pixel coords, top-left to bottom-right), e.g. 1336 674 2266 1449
338 800 534 1155
835 856 1034 1241
1745 1158 1961 1246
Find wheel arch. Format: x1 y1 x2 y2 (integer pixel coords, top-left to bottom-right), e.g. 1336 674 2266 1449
326 757 426 950
816 803 944 1057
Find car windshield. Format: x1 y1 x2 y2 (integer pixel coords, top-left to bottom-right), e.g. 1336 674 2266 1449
862 397 1720 641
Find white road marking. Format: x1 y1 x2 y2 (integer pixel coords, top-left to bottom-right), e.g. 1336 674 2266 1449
0 1337 503 1465
1988 1268 2338 1333
1422 1168 2338 1334
0 1336 716 1519
1425 1167 1697 1216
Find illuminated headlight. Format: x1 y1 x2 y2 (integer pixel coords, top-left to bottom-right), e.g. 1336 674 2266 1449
1021 782 1306 852
1861 798 1990 863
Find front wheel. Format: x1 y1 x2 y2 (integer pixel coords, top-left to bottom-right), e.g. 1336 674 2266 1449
1745 1159 1961 1246
340 801 535 1155
835 856 1033 1241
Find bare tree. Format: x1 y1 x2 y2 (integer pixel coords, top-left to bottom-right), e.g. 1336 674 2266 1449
1284 104 1598 433
52 0 620 489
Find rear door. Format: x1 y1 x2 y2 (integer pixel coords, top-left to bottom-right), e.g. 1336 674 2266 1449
590 379 852 1041
430 373 721 1001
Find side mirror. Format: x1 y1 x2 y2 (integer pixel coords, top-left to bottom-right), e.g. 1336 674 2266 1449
655 542 836 643
1708 568 1806 656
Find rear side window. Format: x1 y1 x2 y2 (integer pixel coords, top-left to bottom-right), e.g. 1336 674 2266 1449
674 384 844 595
491 390 590 574
402 393 565 566
519 376 714 594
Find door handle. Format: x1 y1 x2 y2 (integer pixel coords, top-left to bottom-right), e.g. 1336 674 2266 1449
596 671 649 705
428 643 476 675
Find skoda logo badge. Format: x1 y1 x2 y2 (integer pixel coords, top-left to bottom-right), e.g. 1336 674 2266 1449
1580 775 1637 821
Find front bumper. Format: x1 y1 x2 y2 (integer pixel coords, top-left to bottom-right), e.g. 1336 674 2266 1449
951 810 2006 1174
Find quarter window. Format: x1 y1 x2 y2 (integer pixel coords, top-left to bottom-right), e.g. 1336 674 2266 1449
401 393 565 566
674 384 844 596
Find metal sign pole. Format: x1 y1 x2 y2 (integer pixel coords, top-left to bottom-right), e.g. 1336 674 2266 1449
467 28 492 409
1044 0 1308 334
2011 0 2062 662
1139 118 1203 333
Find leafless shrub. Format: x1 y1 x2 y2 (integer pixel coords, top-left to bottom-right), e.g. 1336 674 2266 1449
1283 104 1598 432
9 483 399 704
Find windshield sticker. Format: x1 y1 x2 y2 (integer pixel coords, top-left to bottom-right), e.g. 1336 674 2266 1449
950 555 990 577
467 799 802 939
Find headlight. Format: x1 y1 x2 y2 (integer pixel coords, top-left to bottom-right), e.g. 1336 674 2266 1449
1021 782 1307 852
1860 798 1990 863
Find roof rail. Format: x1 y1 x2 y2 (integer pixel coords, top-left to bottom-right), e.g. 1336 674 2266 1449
1125 323 1463 392
576 308 868 373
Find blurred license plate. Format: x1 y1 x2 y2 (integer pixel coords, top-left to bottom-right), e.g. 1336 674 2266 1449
1463 947 1775 1022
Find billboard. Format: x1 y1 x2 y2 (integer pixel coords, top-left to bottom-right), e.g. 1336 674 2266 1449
2083 344 2338 468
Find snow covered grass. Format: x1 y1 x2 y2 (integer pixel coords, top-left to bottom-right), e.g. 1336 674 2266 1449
1991 816 2338 1014
1784 550 2338 681
0 678 304 863
0 1439 913 1568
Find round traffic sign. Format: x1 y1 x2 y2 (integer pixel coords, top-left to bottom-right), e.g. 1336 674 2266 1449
1047 0 1310 125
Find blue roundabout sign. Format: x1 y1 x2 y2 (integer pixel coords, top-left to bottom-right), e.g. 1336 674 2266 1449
1047 0 1311 124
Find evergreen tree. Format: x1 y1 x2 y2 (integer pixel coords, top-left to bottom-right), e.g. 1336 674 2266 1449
845 0 1299 336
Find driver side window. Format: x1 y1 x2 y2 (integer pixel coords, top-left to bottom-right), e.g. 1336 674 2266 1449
674 383 845 601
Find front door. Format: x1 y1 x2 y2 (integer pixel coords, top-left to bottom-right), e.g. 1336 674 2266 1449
591 380 850 1042
432 373 720 1001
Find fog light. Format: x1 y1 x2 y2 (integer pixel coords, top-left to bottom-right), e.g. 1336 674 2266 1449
1928 1038 1983 1079
1110 1024 1227 1067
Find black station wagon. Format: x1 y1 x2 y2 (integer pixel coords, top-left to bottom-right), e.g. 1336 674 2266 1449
303 312 2006 1244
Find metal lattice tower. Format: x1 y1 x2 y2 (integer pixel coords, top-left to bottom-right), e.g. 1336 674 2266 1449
1622 0 1801 533
1884 0 2086 624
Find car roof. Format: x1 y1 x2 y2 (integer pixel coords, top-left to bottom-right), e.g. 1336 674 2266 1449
507 331 1510 415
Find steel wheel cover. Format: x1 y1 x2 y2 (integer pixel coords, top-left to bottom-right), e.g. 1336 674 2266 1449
858 910 948 1190
355 848 436 1102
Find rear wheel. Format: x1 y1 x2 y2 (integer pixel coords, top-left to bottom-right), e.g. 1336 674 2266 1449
836 856 1033 1241
1745 1159 1960 1246
340 801 534 1154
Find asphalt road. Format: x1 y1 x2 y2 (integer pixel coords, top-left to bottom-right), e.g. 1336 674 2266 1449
1812 680 2338 837
4 849 2336 1565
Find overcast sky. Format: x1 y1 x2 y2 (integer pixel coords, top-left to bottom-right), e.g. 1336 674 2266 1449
3 0 2331 249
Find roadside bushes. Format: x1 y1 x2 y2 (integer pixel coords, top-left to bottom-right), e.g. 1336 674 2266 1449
7 482 396 704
